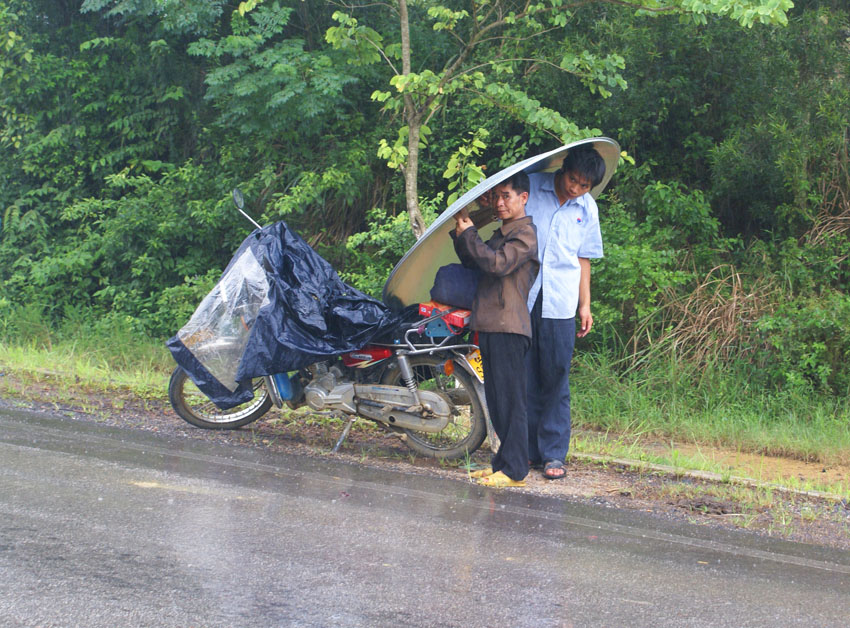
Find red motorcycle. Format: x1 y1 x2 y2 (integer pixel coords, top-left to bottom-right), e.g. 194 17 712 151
167 189 490 459
168 300 488 459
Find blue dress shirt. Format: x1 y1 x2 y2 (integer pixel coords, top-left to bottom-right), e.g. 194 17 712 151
525 172 603 319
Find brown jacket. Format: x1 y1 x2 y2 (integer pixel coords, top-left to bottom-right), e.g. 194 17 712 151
452 216 539 338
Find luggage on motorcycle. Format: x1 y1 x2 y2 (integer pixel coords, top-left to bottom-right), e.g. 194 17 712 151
167 221 399 409
429 263 480 310
418 300 471 337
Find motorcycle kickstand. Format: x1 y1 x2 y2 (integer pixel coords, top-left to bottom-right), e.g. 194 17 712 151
332 415 357 454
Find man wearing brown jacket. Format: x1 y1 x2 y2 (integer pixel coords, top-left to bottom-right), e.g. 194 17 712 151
452 171 539 487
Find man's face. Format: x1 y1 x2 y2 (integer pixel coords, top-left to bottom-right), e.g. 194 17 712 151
493 182 528 224
560 170 592 200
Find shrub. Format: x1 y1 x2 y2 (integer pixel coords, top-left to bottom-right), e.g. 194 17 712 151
753 290 850 395
340 197 440 298
594 168 728 340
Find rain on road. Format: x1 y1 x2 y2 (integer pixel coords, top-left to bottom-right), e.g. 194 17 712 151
1 408 848 627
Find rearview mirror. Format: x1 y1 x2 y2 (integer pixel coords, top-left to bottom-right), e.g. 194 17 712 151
232 188 244 210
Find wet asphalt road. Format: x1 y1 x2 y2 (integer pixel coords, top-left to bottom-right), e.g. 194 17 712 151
1 408 849 627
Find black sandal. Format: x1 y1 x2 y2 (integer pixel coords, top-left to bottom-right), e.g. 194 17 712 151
543 460 566 480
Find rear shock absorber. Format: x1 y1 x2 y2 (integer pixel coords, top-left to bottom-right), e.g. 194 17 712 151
396 354 428 410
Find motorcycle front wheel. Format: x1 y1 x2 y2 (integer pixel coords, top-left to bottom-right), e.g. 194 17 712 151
168 367 273 429
381 355 486 460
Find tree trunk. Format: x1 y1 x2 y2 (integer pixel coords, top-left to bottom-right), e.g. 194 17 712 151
404 115 426 238
398 0 427 239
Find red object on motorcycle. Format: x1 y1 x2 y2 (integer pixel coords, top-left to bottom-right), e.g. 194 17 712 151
341 346 394 368
418 300 471 330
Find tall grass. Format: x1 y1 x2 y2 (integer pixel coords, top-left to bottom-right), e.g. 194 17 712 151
579 217 850 466
572 350 850 465
0 304 173 396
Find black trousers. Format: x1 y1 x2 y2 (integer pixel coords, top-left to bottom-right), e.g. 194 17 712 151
479 332 531 481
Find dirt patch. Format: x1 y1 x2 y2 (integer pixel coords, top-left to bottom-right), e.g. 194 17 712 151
633 439 850 490
2 370 850 550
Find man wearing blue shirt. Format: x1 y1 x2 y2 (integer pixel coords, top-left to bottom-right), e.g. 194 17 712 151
525 146 606 479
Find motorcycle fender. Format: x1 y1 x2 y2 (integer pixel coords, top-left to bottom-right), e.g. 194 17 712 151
456 352 484 384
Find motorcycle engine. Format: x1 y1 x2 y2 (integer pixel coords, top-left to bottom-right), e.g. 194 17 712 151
303 364 356 414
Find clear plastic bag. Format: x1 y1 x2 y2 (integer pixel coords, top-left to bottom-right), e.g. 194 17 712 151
176 249 269 392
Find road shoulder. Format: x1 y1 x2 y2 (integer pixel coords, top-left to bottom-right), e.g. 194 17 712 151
1 371 849 551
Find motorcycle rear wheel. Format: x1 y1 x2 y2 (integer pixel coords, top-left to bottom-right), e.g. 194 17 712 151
168 367 273 429
381 355 486 460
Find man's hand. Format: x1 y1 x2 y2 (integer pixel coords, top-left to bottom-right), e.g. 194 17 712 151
577 257 593 337
454 208 473 235
576 303 593 338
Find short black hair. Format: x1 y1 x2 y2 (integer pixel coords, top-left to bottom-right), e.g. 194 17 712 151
500 170 530 195
559 145 606 188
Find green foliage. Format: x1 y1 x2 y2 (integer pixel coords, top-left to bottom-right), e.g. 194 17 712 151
0 300 172 375
377 124 432 171
326 11 384 66
152 269 221 333
594 164 727 334
325 0 630 231
443 128 489 206
0 5 34 150
558 50 627 98
707 8 848 239
189 2 357 141
81 0 225 35
478 81 601 143
340 197 440 298
675 0 794 27
640 180 723 255
7 0 850 411
754 290 850 395
747 228 850 298
0 299 53 348
594 214 687 332
572 350 850 465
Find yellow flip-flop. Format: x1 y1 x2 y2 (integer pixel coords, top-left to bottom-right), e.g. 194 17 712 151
476 470 526 488
468 466 494 478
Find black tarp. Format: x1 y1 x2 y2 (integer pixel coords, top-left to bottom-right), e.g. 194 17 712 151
167 221 400 409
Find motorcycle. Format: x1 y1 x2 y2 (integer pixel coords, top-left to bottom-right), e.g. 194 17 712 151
167 190 491 460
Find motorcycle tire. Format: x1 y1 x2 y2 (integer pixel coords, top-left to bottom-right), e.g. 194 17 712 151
381 355 486 460
168 367 273 429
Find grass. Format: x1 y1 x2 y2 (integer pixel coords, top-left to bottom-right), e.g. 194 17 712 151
640 474 849 540
571 351 850 466
0 336 173 399
571 432 850 499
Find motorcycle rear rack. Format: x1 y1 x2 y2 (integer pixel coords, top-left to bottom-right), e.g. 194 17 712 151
367 303 479 358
